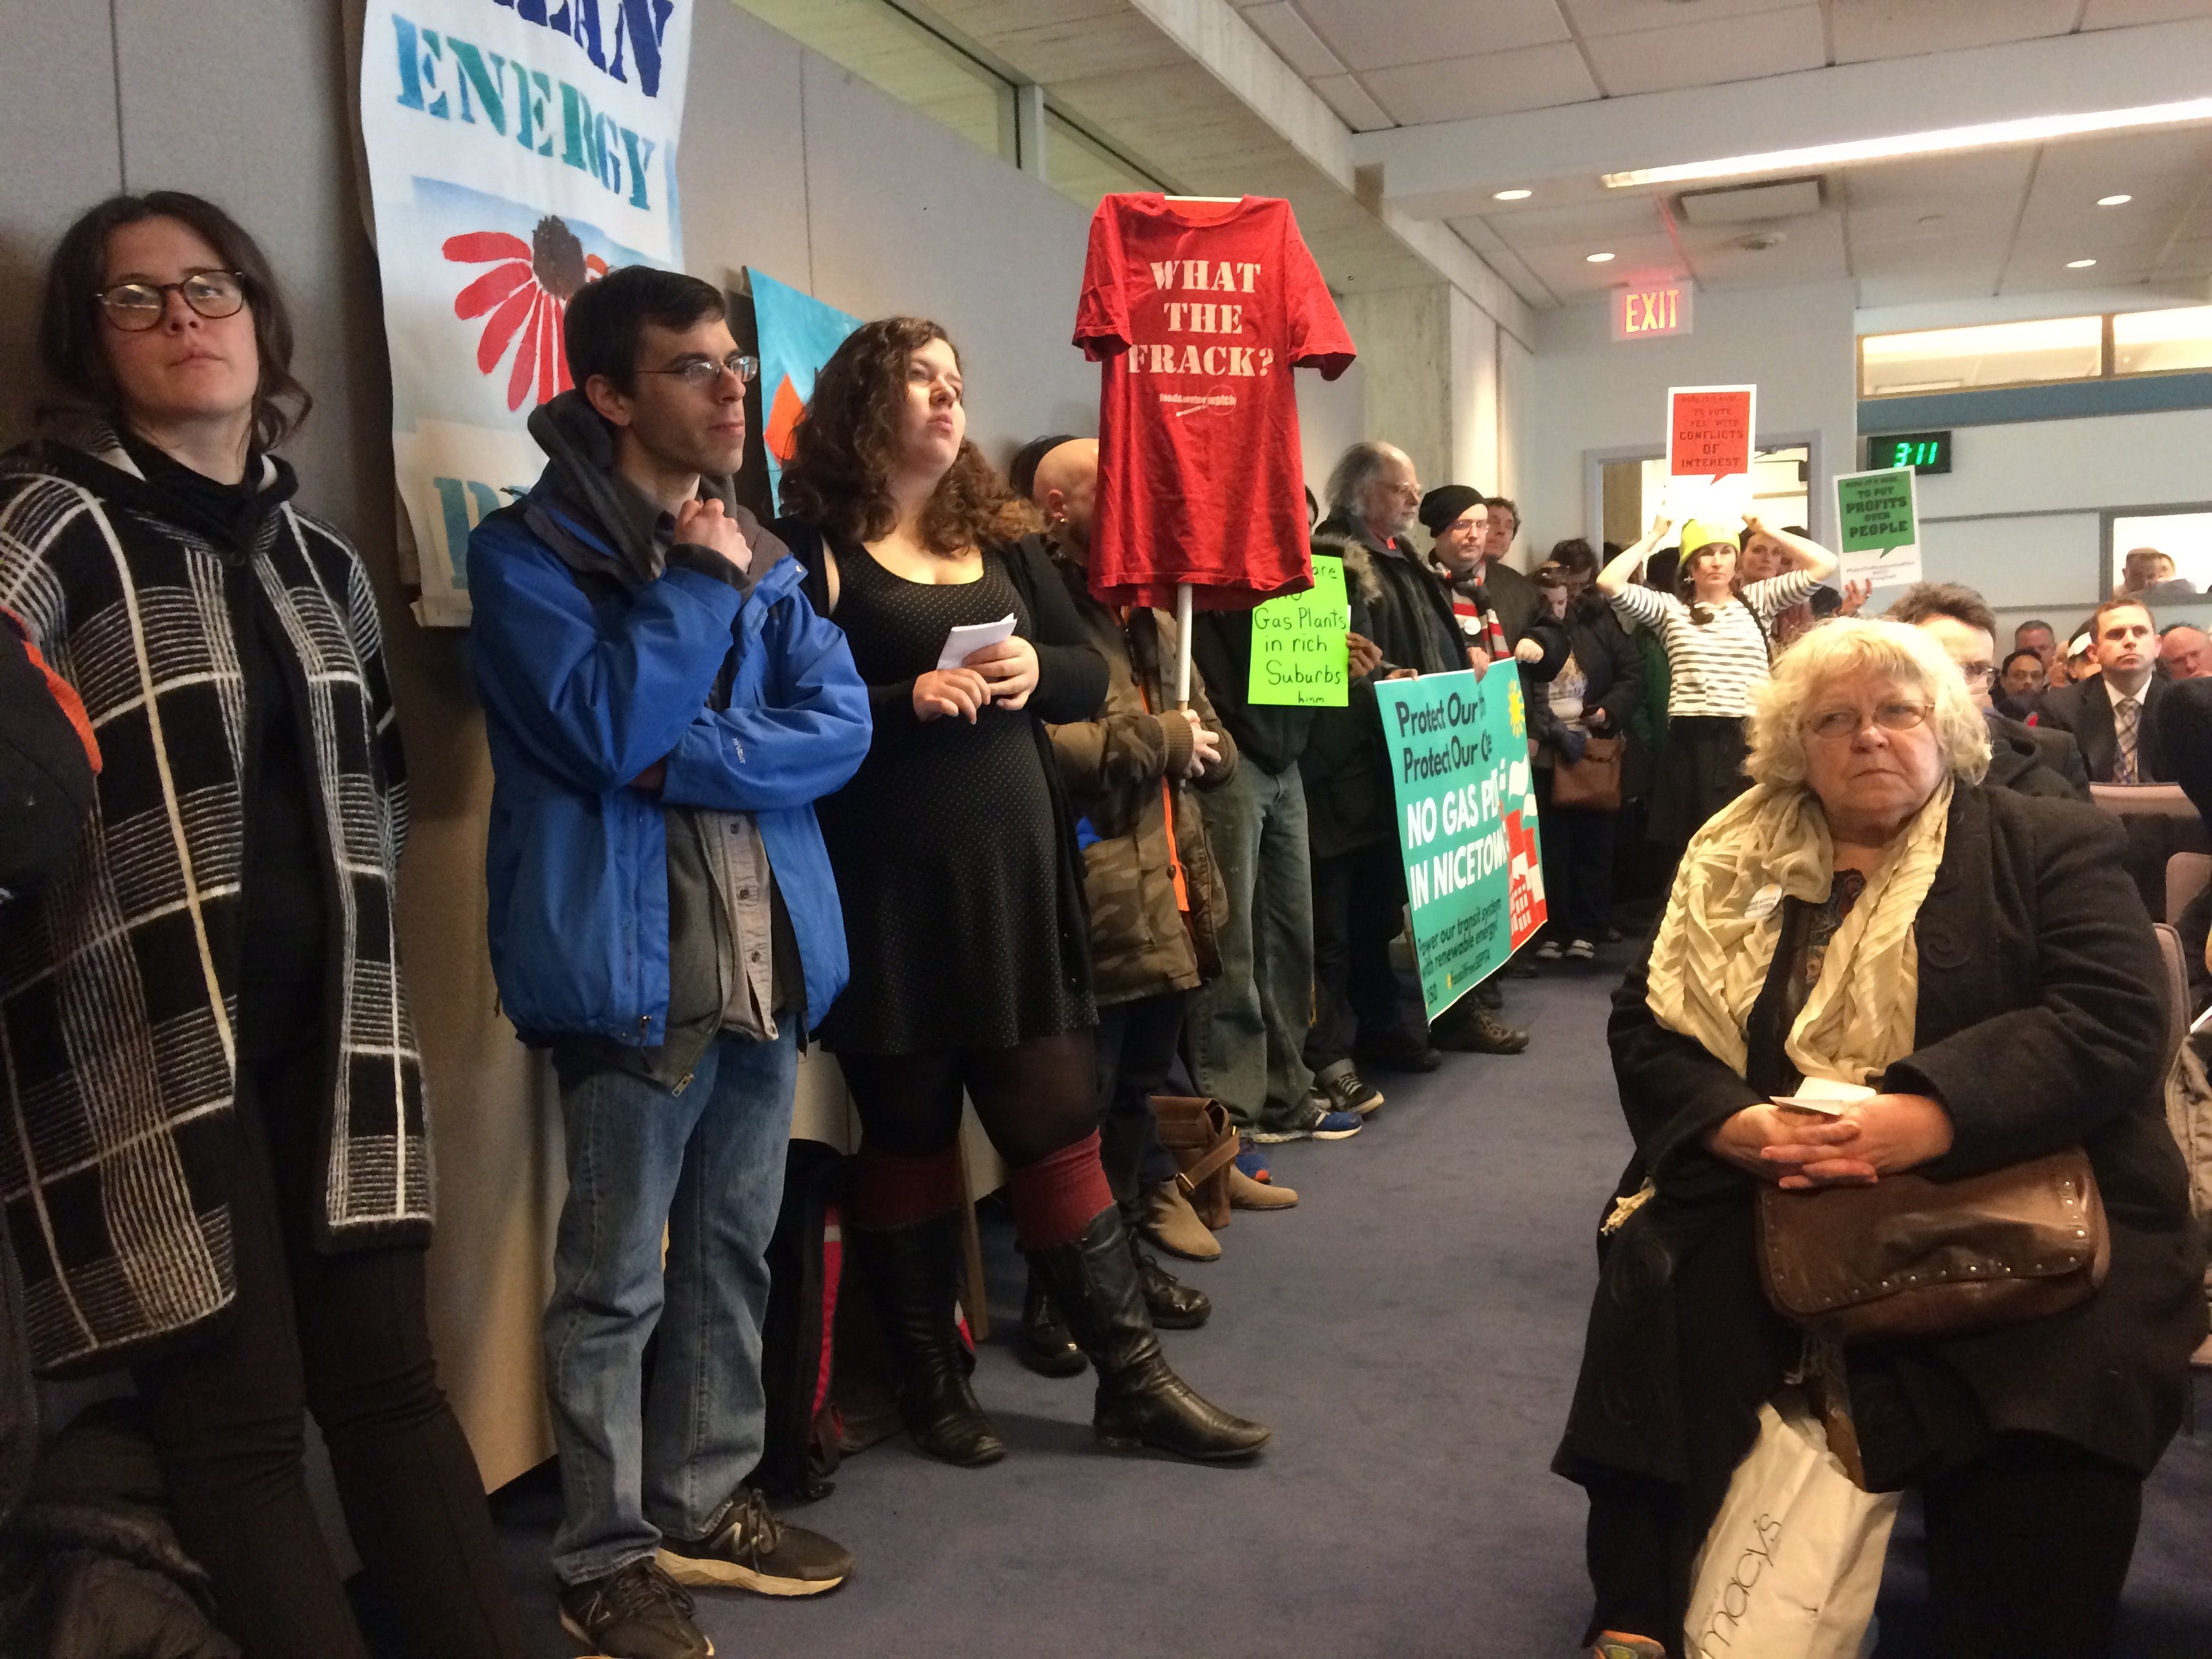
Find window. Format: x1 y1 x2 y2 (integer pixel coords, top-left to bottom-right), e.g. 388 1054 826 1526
2112 306 2212 377
1860 305 2212 398
736 0 1017 166
1859 316 2102 398
1044 109 1166 210
2108 510 2212 601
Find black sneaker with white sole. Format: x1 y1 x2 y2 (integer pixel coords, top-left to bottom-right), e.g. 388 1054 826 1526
558 1558 710 1659
657 1485 853 1599
1311 1059 1383 1116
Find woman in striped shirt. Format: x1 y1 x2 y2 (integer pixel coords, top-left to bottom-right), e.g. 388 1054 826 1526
1597 514 1838 860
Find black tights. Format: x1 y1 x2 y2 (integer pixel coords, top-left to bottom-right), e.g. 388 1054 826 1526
131 1038 528 1659
838 1027 1099 1169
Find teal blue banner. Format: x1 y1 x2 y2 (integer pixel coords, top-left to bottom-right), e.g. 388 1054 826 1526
1372 669 1547 1019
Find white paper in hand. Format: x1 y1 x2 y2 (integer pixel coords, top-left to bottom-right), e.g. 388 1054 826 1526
936 613 1017 672
1771 1077 1875 1117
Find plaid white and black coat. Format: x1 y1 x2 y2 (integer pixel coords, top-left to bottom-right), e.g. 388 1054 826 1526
0 432 430 1376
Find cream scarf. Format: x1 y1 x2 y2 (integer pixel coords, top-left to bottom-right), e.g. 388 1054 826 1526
1643 776 1954 1086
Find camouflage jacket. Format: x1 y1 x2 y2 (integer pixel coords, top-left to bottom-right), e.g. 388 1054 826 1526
1045 548 1238 1006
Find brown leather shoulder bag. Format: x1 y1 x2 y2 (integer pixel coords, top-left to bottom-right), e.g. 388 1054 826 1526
1755 1147 2110 1343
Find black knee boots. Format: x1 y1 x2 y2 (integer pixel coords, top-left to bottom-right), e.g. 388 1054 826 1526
1024 1208 1270 1461
851 1214 1005 1467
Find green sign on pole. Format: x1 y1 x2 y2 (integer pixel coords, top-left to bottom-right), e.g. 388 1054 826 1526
1247 554 1349 707
1832 464 1922 588
1372 668 1547 1019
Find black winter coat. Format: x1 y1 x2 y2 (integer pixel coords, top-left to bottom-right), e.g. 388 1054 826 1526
1537 592 1643 750
1557 786 2203 1616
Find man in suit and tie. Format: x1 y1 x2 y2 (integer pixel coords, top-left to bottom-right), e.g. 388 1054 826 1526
2037 598 2172 783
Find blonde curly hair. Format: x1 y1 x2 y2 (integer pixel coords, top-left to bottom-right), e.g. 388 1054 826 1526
1744 618 1990 791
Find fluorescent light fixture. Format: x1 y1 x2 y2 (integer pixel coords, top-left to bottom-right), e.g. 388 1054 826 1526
2067 258 2097 268
1600 97 2212 189
2097 193 2133 206
1586 251 1616 263
1494 188 1533 201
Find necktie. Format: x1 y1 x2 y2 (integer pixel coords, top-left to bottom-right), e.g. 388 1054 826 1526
2115 696 2141 785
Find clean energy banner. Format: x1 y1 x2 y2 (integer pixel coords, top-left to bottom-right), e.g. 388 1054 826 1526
750 268 859 508
359 1 694 626
1374 668 1547 1019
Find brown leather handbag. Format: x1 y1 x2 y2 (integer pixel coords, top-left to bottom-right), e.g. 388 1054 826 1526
1151 1095 1239 1231
1755 1148 2110 1343
1550 735 1624 812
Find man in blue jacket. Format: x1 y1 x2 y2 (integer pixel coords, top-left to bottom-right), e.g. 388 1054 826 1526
469 265 870 1659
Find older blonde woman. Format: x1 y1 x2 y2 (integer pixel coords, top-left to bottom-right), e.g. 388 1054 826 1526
1555 620 2202 1659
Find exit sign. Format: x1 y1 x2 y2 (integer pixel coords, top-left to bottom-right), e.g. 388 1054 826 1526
1612 283 1694 342
1873 430 1952 474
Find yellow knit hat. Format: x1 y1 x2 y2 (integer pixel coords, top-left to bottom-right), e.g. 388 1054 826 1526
1679 518 1737 558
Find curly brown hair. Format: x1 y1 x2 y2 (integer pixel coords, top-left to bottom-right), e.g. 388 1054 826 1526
777 316 1032 553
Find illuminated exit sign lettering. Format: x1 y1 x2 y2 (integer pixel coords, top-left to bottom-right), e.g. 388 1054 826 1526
1612 284 1694 342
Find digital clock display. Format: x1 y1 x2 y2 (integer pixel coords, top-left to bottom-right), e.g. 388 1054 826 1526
1877 431 1951 474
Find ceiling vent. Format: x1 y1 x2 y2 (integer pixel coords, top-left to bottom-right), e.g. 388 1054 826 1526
1677 176 1824 225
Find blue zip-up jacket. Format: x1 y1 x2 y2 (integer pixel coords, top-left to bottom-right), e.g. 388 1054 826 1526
468 402 869 1046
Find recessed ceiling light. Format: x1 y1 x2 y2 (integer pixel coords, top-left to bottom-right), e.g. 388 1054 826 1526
2066 258 2097 268
1586 251 1616 263
2097 194 2132 207
1494 188 1533 201
1599 96 2212 189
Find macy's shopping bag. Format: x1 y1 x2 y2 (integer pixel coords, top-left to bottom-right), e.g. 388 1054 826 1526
1684 1393 1900 1659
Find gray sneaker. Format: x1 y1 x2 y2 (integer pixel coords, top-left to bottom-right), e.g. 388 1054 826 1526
1250 1094 1364 1143
657 1486 852 1597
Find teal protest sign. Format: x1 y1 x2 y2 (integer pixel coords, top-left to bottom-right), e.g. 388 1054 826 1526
1373 668 1547 1019
1247 554 1349 706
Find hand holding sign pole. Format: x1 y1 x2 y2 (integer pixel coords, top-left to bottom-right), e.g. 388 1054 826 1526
1833 466 1923 590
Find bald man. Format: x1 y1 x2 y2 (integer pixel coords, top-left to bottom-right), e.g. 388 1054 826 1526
1025 439 1288 1343
2160 624 2211 680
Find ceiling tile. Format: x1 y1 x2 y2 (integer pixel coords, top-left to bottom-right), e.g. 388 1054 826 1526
1294 0 1571 73
1360 42 1601 122
2081 0 2212 25
1516 232 1686 296
1446 218 1560 307
1687 212 1849 290
1832 0 2079 64
1241 2 1346 78
1560 0 1811 38
1485 195 1668 253
1582 5 1825 98
1309 71 1395 130
1840 150 2036 250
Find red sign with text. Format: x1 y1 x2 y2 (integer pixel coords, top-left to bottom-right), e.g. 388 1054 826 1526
1612 283 1693 342
1667 384 1755 483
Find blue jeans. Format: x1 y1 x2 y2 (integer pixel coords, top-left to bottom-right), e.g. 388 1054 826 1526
543 1027 798 1584
1189 758 1315 1130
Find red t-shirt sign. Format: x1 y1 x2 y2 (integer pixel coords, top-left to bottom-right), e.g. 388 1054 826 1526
1667 384 1755 484
1074 195 1355 610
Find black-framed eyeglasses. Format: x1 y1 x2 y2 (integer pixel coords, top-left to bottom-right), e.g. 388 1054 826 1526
636 351 758 391
1803 700 1933 741
96 270 247 331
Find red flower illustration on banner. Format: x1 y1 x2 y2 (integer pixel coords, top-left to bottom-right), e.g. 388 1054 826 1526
444 216 607 411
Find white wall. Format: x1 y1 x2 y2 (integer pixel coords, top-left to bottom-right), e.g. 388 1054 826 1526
1521 279 1860 565
1452 287 1501 499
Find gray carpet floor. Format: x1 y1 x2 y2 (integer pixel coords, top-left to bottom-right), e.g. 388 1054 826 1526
493 951 2212 1657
